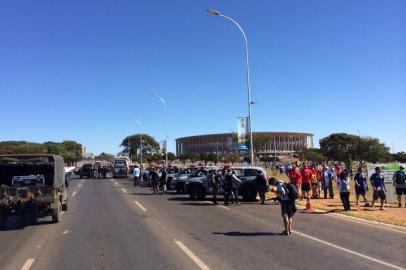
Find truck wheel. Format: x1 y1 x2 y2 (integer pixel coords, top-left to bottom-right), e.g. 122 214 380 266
189 186 205 200
52 202 61 223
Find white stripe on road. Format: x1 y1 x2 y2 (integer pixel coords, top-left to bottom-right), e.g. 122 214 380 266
121 188 128 193
21 258 35 270
62 230 69 235
81 180 84 183
134 201 147 212
114 181 118 185
293 230 406 270
175 240 210 270
78 184 82 188
71 191 77 197
218 205 230 210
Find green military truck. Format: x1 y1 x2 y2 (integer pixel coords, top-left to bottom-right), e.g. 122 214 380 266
0 154 68 226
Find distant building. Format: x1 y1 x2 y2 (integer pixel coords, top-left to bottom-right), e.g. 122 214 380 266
176 132 313 158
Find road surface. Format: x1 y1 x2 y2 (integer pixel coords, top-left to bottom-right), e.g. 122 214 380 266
1 177 405 270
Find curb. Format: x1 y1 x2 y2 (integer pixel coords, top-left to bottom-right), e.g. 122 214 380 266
295 204 406 233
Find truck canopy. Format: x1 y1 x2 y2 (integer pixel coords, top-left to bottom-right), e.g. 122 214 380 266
0 154 65 189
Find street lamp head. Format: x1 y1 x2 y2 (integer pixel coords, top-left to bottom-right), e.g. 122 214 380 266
207 9 221 16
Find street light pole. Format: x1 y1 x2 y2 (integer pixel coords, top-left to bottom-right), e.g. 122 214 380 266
150 92 168 166
207 9 255 165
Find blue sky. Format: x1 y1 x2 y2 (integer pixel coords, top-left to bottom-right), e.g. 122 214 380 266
0 0 405 155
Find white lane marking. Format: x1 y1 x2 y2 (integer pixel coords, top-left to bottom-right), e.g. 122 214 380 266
110 179 114 182
121 188 128 193
134 201 147 212
114 181 118 185
218 205 230 210
81 180 84 183
78 184 82 188
175 240 210 270
71 191 77 197
293 230 406 270
63 230 69 235
61 211 65 216
21 258 35 270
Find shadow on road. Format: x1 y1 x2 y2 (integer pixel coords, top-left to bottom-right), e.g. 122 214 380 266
180 202 215 206
0 216 53 231
213 231 285 237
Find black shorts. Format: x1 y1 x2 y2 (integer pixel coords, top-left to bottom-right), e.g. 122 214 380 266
280 200 294 218
396 187 406 195
373 189 386 201
301 183 311 192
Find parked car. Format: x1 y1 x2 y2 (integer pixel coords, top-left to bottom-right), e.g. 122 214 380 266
79 163 95 179
184 166 268 201
0 154 68 226
168 167 197 193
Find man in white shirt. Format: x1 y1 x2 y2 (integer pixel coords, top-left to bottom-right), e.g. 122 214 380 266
133 165 141 186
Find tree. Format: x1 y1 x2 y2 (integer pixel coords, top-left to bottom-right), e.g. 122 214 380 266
320 133 391 164
392 152 406 163
167 152 177 161
252 133 268 154
320 133 359 164
300 148 325 163
355 137 391 164
121 134 160 158
94 152 114 161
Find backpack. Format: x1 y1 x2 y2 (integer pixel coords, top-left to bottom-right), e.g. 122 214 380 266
284 182 298 201
395 170 406 185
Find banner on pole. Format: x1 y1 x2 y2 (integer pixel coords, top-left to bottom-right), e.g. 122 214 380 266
237 117 249 151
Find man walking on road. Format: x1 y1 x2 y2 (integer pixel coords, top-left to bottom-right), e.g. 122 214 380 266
160 167 168 195
150 167 160 194
270 177 296 235
231 170 242 205
393 165 406 207
370 167 386 210
223 169 233 205
254 170 267 204
208 170 220 205
133 165 140 187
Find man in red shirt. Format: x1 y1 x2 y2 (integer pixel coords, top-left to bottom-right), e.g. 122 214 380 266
288 165 301 189
301 164 312 200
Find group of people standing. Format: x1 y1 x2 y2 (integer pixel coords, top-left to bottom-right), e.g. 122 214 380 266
286 162 406 211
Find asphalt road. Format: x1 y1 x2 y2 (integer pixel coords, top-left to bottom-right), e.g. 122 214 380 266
1 176 405 270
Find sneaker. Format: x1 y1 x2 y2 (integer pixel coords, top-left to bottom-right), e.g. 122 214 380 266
282 231 288 236
380 207 385 211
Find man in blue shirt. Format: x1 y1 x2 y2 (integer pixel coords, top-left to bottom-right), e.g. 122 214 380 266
370 167 386 210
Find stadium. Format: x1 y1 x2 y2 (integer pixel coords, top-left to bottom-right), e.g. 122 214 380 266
176 132 313 158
